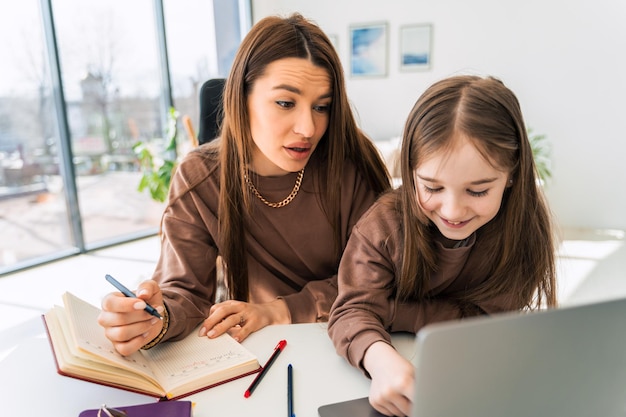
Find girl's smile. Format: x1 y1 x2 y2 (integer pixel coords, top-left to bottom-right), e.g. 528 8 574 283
415 135 510 241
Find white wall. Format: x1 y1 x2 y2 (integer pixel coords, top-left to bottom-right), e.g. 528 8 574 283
251 0 626 232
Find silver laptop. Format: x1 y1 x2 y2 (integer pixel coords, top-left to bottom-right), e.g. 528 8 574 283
319 297 626 417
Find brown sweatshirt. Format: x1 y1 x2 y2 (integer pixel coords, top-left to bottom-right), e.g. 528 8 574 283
153 147 381 342
328 189 519 372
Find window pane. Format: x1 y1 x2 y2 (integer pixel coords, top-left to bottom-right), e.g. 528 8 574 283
52 0 166 246
164 0 219 151
0 0 75 271
164 0 249 149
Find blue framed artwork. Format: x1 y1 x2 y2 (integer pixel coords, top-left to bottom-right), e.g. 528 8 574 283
349 22 388 77
400 24 432 71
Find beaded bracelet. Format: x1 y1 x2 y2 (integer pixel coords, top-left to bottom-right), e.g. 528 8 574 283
141 304 169 350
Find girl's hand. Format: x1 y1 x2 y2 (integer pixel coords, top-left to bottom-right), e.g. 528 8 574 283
364 341 414 416
198 298 290 342
97 280 165 356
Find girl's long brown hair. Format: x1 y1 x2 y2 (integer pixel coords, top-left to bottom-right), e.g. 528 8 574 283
218 14 390 301
398 75 557 309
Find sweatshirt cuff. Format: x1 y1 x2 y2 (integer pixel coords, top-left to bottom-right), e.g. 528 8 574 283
280 292 315 323
347 330 393 375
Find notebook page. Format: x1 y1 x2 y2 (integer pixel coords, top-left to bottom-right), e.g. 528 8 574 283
62 292 157 381
48 305 163 393
143 331 259 393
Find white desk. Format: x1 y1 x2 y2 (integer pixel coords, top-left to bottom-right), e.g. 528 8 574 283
0 321 415 417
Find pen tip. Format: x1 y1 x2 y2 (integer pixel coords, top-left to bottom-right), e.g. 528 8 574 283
244 390 251 398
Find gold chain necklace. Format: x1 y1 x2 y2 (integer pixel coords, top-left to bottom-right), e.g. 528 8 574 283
244 168 304 208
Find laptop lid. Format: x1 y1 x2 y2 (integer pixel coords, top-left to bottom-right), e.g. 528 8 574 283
412 296 626 417
319 297 626 417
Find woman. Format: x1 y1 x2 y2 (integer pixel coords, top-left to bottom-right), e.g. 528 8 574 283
328 75 557 416
97 13 390 356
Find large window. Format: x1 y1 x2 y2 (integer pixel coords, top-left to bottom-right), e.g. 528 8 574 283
52 0 168 247
0 0 75 267
0 0 250 275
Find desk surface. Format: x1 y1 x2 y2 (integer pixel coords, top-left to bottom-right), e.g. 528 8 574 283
0 322 415 417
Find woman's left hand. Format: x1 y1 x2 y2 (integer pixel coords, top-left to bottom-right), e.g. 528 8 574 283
198 299 290 342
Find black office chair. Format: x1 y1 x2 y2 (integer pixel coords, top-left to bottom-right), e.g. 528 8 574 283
198 78 226 145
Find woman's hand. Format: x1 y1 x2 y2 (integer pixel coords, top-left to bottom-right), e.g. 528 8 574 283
97 280 165 356
363 341 414 416
198 298 290 342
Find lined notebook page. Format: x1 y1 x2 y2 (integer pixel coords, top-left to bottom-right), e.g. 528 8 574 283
144 330 259 391
59 291 259 397
62 292 156 378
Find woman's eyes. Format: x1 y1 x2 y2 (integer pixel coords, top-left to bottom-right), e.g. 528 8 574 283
275 101 330 113
422 185 488 197
276 100 294 109
313 104 330 113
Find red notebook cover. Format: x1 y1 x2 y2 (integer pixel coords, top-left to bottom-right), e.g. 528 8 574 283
78 400 193 417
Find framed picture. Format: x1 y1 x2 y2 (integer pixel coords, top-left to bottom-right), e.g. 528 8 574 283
400 24 432 71
349 22 388 77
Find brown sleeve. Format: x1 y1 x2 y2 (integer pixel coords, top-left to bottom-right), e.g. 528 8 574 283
282 163 380 323
328 195 496 373
327 202 400 372
152 155 220 342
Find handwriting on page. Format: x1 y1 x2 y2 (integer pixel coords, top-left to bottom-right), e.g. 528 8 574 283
144 333 257 383
151 348 249 378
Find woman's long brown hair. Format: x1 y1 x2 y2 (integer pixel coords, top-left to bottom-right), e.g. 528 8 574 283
218 14 391 301
398 75 557 309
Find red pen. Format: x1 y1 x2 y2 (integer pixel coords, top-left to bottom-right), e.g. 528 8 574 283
244 339 287 398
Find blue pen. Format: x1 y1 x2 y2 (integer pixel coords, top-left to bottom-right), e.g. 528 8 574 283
105 274 162 319
288 363 295 417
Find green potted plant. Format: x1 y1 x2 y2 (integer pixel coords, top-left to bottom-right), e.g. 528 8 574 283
528 128 552 186
133 107 179 202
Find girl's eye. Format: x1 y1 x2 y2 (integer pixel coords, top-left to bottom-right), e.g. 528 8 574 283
423 185 442 194
276 100 294 109
468 189 488 197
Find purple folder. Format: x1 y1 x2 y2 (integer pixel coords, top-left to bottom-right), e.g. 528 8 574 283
78 400 193 417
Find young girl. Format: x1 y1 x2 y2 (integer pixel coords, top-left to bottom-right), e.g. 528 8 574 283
98 13 390 356
328 75 557 416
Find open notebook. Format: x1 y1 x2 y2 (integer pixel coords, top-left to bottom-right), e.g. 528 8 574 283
319 296 626 417
43 292 260 400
